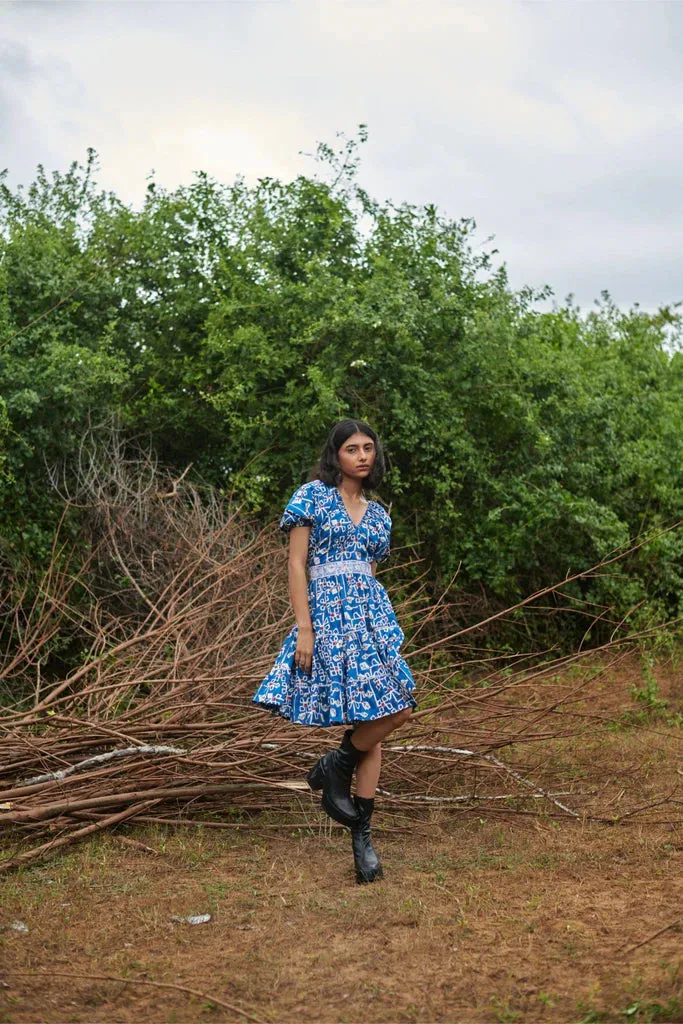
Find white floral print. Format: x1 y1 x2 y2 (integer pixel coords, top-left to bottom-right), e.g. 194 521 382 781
252 480 417 726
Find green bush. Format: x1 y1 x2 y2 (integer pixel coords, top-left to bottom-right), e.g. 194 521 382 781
1 135 681 643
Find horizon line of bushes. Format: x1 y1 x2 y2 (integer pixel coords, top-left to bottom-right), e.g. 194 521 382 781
1 132 682 655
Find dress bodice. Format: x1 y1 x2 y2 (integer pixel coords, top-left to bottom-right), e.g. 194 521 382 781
279 480 391 568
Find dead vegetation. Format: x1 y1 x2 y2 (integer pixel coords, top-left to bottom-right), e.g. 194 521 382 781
0 430 682 1022
0 428 681 877
1 711 681 1024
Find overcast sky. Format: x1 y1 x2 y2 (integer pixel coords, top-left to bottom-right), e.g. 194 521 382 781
2 0 682 311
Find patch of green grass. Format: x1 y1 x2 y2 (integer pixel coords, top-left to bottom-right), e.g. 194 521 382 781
412 848 528 873
529 851 565 869
397 894 423 916
611 653 683 730
631 658 670 714
622 998 683 1022
490 996 522 1022
575 999 683 1024
203 880 233 904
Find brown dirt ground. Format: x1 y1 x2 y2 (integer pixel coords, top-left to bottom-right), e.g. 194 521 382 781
1 654 681 1024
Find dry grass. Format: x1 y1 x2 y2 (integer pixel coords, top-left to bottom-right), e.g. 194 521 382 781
1 659 681 1024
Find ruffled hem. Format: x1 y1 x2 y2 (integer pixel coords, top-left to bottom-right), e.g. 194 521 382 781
253 564 415 727
252 694 417 727
252 623 416 727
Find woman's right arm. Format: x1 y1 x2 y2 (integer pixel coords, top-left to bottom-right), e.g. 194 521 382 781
288 526 314 674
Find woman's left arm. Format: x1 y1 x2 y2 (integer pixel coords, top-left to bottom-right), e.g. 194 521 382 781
370 561 376 577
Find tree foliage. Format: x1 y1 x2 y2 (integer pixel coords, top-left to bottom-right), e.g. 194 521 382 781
1 135 681 636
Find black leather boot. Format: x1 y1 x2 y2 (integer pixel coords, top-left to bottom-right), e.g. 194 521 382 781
351 795 383 884
307 729 362 827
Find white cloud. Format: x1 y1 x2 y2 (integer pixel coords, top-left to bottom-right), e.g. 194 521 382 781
1 0 682 309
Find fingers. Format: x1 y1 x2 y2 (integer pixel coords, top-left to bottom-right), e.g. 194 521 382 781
294 644 314 675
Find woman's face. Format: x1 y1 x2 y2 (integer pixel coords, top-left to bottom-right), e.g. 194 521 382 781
337 431 376 483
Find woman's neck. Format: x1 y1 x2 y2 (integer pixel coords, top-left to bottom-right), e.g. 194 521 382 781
337 478 365 501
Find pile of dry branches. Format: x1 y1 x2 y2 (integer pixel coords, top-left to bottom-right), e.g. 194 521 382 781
1 429 680 871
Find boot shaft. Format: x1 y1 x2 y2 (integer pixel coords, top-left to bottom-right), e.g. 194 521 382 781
351 794 382 884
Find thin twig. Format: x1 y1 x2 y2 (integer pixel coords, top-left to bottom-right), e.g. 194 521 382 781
3 970 265 1022
618 918 682 955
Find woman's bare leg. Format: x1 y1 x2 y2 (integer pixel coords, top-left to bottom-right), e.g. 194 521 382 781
356 743 381 798
349 709 412 883
352 707 412 798
351 707 412 751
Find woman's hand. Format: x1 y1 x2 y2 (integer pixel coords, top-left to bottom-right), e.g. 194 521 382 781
294 624 314 675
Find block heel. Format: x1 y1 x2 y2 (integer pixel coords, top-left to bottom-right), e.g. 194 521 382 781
305 732 362 827
307 762 324 791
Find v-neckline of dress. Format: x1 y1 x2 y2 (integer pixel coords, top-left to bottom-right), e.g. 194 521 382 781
334 486 372 530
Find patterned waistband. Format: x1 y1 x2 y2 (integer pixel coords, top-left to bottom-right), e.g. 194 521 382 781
309 559 372 580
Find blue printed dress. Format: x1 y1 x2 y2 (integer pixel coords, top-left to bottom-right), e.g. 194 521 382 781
252 480 416 726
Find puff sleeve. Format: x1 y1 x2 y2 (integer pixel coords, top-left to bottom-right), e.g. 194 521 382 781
373 505 392 562
279 481 319 534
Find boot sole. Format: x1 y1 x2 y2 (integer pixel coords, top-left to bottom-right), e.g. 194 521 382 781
322 793 358 828
356 867 384 884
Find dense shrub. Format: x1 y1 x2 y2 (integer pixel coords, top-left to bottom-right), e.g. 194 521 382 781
1 137 681 640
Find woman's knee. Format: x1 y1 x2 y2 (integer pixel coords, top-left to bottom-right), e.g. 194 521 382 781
394 707 413 726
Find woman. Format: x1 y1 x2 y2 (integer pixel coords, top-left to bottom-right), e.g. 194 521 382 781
252 419 416 883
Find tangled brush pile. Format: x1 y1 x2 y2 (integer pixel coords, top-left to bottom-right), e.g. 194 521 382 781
1 430 680 871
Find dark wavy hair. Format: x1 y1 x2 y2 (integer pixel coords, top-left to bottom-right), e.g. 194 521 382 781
309 419 386 491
